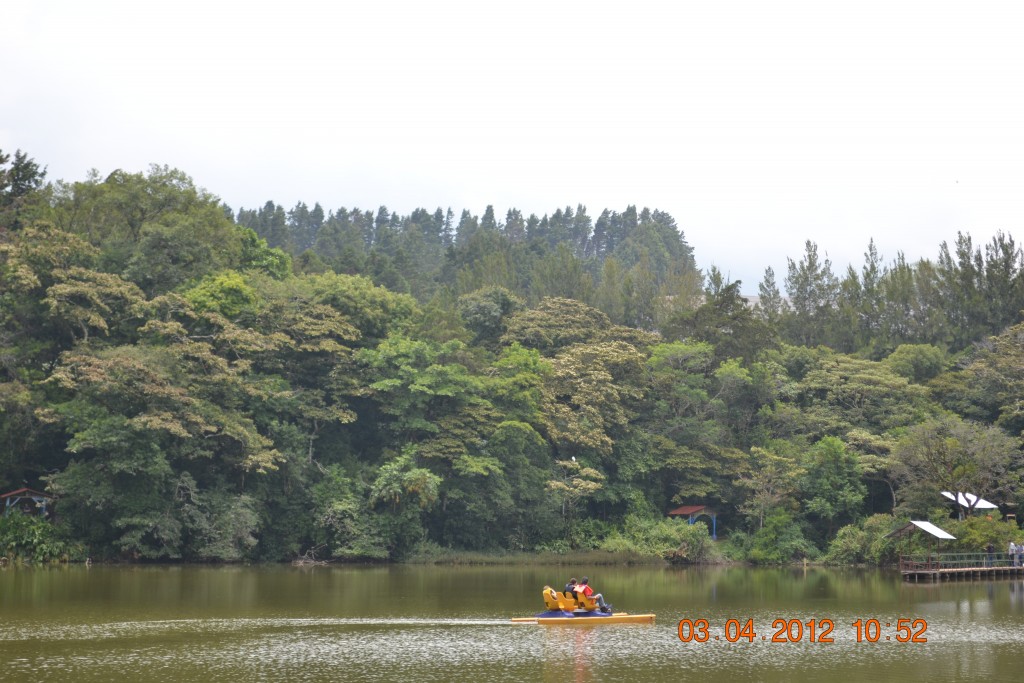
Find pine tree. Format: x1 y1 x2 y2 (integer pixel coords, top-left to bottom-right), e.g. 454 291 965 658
784 240 838 346
480 205 498 232
455 209 479 245
504 208 526 242
443 208 455 246
755 266 785 326
590 210 611 259
569 204 592 257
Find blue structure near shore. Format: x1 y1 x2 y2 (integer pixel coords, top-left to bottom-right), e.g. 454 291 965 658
1 488 53 517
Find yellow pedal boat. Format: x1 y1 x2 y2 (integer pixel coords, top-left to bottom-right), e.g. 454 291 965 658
511 612 656 625
511 586 656 625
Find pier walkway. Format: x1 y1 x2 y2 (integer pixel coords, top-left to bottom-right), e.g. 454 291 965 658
900 552 1024 581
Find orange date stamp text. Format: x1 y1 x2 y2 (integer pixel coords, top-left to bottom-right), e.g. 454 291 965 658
677 618 928 643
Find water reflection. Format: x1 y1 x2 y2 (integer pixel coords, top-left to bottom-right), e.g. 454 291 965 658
539 627 596 683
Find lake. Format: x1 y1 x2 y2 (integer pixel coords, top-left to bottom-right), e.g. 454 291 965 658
2 563 1023 681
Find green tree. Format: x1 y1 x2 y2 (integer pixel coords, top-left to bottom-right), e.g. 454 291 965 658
529 244 593 303
644 342 727 450
981 231 1024 333
310 464 388 560
237 227 291 279
184 271 258 319
754 266 786 327
929 322 1024 434
0 148 47 230
936 232 988 350
846 428 900 511
734 446 803 529
241 274 362 464
623 253 658 330
745 510 818 564
763 347 936 442
883 344 946 384
653 262 704 331
662 280 776 365
783 240 839 346
892 415 1022 518
547 459 605 547
0 223 142 357
857 239 886 352
592 256 628 325
368 447 442 557
501 297 611 354
43 341 282 559
457 286 524 348
541 341 645 462
356 336 486 446
609 208 694 282
503 208 526 242
799 436 866 538
303 271 418 345
45 165 248 293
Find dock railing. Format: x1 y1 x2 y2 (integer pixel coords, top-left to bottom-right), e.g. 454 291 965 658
899 552 1021 572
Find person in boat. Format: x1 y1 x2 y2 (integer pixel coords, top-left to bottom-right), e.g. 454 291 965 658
574 576 611 613
564 577 578 594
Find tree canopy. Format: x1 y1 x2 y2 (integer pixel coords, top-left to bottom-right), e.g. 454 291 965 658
4 149 1024 564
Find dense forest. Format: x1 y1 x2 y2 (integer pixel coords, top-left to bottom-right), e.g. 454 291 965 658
2 150 1023 564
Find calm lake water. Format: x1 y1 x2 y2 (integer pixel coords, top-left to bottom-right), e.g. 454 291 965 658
2 563 1024 682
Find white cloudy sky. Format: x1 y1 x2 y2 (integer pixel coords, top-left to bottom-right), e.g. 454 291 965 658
3 0 1023 290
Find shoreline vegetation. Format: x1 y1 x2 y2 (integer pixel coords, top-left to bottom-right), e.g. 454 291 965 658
2 152 1024 569
7 513 1022 570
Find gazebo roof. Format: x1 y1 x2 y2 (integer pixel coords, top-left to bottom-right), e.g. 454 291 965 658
668 505 710 516
0 487 53 500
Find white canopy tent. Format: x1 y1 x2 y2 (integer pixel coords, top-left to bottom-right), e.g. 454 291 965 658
885 520 957 540
908 520 956 540
941 492 998 519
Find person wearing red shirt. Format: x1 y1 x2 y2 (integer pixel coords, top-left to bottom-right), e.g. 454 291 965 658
573 576 611 612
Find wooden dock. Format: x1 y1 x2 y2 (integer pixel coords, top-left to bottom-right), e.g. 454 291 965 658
900 552 1024 581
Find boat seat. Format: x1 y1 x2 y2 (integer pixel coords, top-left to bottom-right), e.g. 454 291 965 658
558 591 579 611
574 591 599 611
542 587 563 611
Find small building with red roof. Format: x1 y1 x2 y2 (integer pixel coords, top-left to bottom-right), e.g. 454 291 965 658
668 504 717 539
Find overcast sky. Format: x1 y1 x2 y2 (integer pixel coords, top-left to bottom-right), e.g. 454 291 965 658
3 0 1023 291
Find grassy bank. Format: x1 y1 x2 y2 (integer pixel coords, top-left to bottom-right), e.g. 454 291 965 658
403 547 668 566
